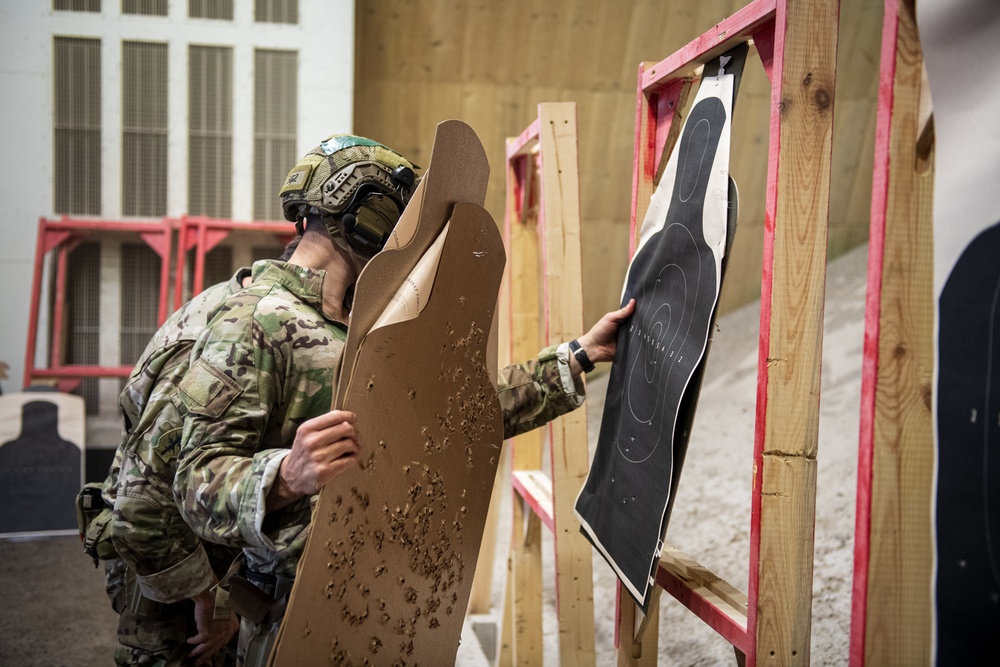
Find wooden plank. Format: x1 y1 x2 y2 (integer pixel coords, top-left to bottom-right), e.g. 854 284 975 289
511 469 554 532
468 451 507 614
751 0 839 664
629 62 657 256
754 454 819 666
499 568 514 667
656 545 750 654
537 102 596 666
507 118 540 159
850 0 934 663
505 125 544 667
640 0 777 91
511 495 543 665
652 78 693 186
616 582 659 667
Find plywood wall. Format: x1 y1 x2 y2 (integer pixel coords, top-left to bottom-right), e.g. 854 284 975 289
354 0 880 327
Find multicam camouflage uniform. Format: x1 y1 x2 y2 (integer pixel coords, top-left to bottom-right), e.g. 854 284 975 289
174 259 585 662
105 268 251 667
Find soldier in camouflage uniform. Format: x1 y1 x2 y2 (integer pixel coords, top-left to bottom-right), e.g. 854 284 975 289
95 241 301 667
106 269 250 667
172 135 634 665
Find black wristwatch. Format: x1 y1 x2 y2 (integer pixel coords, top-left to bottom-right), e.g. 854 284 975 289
569 339 595 373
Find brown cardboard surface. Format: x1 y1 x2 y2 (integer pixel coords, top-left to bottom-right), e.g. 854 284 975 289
272 195 506 663
336 120 490 407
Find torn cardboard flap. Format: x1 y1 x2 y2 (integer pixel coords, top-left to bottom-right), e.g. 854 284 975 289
371 221 450 332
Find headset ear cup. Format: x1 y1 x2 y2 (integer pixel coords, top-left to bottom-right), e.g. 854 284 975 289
391 165 415 191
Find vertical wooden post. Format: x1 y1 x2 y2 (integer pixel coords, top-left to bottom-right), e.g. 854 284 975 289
617 583 659 667
850 0 934 663
538 102 596 667
506 138 545 666
750 0 839 664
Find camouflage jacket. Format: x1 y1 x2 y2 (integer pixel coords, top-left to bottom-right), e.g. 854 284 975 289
174 260 585 579
109 268 250 604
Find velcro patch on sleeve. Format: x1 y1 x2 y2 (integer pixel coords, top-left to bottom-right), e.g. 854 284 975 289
178 358 243 418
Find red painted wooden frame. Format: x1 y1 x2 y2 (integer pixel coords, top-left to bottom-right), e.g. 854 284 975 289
616 0 822 664
505 118 551 525
510 470 555 533
23 216 173 389
173 215 293 310
850 0 920 662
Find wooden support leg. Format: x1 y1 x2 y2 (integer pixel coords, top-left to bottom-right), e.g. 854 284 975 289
469 455 507 614
617 585 658 667
499 557 514 667
512 495 543 665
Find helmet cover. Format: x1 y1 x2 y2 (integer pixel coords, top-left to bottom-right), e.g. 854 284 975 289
280 134 416 214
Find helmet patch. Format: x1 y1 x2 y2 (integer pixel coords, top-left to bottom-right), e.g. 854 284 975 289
279 154 323 196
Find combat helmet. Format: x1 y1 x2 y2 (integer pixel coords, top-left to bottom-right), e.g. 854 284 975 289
279 135 418 258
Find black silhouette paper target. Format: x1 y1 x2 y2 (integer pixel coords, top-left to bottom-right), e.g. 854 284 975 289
0 394 85 536
575 73 734 609
934 220 1000 661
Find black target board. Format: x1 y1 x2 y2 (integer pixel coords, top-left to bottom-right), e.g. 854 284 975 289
0 394 85 536
575 56 741 610
934 220 1000 664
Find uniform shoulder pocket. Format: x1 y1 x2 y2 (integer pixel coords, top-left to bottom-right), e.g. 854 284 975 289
178 357 243 418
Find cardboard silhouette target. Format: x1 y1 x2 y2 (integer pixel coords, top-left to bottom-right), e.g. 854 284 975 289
335 120 490 408
272 122 505 665
575 54 740 610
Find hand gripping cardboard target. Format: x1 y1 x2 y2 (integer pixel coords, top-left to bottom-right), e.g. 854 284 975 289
272 122 505 666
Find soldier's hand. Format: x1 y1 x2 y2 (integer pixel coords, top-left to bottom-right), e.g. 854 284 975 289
187 587 238 666
575 298 636 368
269 410 360 510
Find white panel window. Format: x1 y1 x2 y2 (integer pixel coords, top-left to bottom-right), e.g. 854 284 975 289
189 0 234 20
189 45 233 218
122 0 167 16
119 242 161 372
54 0 100 12
253 49 297 222
122 41 168 217
66 242 102 414
54 37 101 215
256 0 298 24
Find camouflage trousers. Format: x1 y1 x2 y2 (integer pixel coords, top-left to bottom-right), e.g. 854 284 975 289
104 558 237 667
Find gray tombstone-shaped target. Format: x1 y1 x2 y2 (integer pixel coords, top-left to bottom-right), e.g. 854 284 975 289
0 393 85 536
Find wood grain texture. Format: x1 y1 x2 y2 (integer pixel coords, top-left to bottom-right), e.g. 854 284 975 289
753 0 839 664
538 103 596 666
853 0 935 663
504 130 546 666
755 454 819 665
616 583 659 667
511 497 543 665
354 0 879 329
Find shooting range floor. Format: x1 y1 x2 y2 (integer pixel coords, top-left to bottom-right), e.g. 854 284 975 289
0 244 866 666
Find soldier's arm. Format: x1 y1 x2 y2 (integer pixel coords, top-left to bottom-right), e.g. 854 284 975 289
498 299 635 439
173 321 293 550
111 350 220 603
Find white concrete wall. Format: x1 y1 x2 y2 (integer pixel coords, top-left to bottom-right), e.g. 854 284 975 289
0 0 354 397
